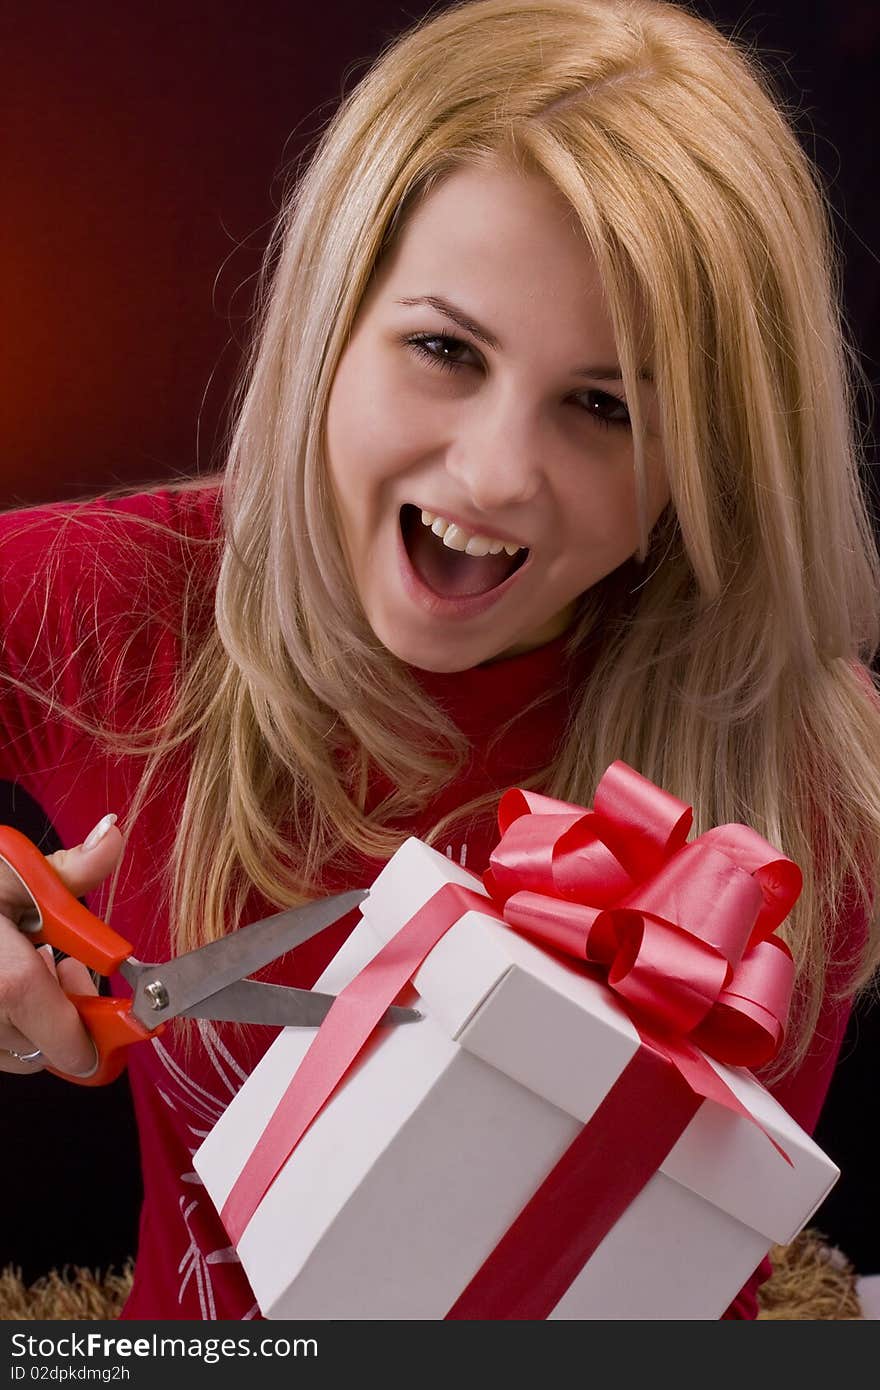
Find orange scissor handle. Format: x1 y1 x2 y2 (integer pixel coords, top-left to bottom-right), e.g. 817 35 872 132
0 825 133 972
50 994 164 1087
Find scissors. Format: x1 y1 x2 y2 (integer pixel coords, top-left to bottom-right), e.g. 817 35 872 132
0 825 420 1087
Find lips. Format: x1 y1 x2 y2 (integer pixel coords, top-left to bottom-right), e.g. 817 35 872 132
399 504 528 598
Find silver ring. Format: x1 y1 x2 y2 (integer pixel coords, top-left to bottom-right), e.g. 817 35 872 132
7 1047 44 1065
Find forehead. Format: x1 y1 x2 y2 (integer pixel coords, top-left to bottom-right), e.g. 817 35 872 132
365 161 616 335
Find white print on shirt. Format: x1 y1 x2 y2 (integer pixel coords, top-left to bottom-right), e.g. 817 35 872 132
150 840 472 1319
177 1195 217 1320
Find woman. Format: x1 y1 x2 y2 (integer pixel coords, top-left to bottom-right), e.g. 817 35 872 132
1 0 878 1319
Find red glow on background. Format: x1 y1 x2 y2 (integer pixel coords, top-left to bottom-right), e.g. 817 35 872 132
0 0 393 506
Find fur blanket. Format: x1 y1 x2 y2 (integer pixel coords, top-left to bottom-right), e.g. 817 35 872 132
0 1229 864 1320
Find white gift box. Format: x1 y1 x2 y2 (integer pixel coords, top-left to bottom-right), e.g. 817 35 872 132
194 837 839 1320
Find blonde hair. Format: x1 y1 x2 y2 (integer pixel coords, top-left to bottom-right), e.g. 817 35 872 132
5 0 880 1076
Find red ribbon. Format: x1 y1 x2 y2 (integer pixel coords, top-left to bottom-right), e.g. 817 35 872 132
484 763 798 1071
221 761 800 1318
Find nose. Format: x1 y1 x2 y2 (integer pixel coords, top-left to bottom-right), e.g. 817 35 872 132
443 399 544 514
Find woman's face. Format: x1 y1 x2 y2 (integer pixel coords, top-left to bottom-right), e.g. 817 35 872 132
324 160 669 672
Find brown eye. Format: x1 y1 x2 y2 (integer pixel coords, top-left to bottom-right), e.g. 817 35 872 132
578 389 631 429
407 333 476 373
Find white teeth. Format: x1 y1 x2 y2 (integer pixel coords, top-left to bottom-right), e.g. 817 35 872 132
465 536 498 557
441 524 470 552
464 533 492 556
418 509 526 557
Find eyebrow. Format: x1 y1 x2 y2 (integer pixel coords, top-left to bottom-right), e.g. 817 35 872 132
395 294 653 383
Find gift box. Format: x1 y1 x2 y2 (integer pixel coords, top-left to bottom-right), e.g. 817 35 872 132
194 768 840 1320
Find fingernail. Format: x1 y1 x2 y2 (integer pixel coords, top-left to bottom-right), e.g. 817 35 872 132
83 813 117 851
38 944 58 980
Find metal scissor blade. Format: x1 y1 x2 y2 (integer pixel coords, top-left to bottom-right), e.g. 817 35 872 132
122 889 368 1028
178 979 421 1028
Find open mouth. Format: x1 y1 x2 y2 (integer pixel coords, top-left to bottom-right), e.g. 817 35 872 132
400 504 529 599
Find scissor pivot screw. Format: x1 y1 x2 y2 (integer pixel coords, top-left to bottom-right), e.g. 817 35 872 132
144 980 170 1012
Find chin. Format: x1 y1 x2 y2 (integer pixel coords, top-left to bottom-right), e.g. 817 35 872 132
373 624 501 674
387 642 489 674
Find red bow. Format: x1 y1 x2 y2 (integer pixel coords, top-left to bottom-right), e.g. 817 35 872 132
484 761 798 1069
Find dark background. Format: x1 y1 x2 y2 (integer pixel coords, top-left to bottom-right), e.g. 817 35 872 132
0 1 877 1287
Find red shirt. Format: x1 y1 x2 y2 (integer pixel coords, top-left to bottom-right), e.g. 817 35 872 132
0 485 857 1319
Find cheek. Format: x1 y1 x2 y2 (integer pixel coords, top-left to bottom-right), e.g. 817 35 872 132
565 461 638 541
560 445 665 565
326 351 434 491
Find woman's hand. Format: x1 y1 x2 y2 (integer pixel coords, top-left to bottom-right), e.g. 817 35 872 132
0 816 124 1077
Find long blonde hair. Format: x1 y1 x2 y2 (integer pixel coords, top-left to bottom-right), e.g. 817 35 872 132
5 0 880 1076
